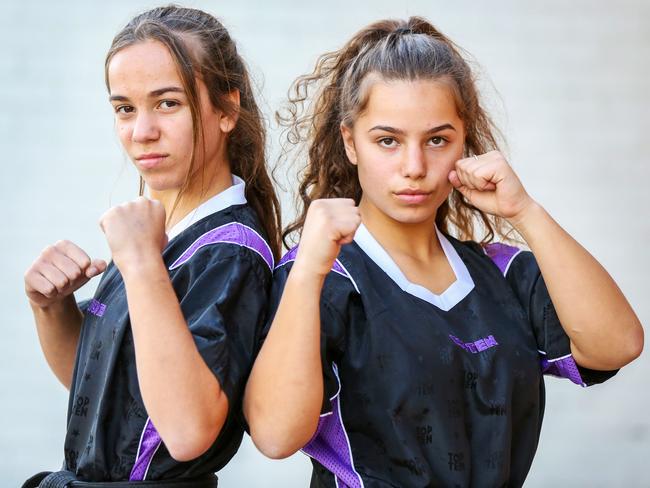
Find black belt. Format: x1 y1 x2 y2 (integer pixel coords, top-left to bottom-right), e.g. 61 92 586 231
22 471 218 488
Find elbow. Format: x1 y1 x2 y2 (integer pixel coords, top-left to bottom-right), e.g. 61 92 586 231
165 418 222 462
623 320 644 365
606 319 644 370
249 427 310 460
162 397 228 462
247 412 318 460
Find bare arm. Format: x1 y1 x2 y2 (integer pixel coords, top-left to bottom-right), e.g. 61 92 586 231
25 240 106 388
450 151 643 370
244 266 325 459
121 257 228 462
509 202 643 370
244 199 361 459
100 198 227 462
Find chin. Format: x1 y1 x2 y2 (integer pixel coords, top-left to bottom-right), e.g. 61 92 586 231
141 177 184 193
388 208 437 226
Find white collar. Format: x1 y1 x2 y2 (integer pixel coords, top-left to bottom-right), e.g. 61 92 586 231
166 175 247 242
353 223 474 311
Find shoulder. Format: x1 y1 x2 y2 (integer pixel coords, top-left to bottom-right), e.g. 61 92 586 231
166 206 274 279
274 245 360 302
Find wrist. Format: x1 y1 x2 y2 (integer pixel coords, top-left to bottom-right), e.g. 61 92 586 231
288 260 328 289
507 200 550 242
507 199 542 230
117 253 167 282
30 294 77 315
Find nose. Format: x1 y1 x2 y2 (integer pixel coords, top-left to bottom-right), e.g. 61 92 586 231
131 111 160 143
401 145 426 179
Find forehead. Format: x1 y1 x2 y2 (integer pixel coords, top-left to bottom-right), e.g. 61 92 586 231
359 78 460 127
107 40 182 95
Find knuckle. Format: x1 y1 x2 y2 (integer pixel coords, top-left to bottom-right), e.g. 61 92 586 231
42 245 56 258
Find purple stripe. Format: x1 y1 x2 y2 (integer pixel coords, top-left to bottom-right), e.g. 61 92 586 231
302 373 362 487
169 222 273 271
129 418 162 480
277 247 350 280
484 242 520 275
331 259 347 276
541 355 585 386
277 246 299 268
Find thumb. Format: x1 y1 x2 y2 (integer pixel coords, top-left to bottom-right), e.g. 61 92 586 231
85 259 108 278
448 170 462 189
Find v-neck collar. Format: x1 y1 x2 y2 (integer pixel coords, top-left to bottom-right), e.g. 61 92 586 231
353 223 474 311
166 175 247 242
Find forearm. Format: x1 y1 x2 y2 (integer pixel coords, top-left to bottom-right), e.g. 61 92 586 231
511 202 643 369
31 295 82 389
245 266 325 459
121 258 228 461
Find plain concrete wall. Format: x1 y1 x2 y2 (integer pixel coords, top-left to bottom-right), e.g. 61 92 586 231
2 1 648 486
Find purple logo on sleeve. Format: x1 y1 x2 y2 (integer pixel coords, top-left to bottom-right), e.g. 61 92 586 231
449 334 499 354
87 299 106 317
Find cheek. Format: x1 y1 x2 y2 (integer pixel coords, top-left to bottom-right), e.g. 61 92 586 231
116 122 132 148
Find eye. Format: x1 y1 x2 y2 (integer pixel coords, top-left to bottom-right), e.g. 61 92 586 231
429 136 447 147
159 100 179 109
114 105 135 115
378 137 398 148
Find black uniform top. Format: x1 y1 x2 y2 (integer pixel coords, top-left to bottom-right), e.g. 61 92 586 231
64 177 274 481
270 223 617 488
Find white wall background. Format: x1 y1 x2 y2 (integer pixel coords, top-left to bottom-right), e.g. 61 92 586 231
1 0 648 486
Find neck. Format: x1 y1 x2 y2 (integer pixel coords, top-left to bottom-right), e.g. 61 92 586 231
150 165 234 231
359 199 443 262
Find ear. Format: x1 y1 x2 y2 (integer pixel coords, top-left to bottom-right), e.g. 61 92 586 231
219 89 241 133
340 123 358 165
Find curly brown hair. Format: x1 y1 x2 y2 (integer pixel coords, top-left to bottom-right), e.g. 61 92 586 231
105 5 281 259
278 17 513 248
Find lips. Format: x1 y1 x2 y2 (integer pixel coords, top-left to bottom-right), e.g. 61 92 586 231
394 189 431 204
135 153 168 170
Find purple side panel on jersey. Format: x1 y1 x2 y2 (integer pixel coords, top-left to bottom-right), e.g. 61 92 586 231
129 418 162 481
484 242 520 275
87 299 106 317
541 355 585 386
277 246 299 268
169 222 273 271
302 394 363 488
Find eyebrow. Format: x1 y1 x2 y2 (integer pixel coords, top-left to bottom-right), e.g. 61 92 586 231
109 86 185 102
368 123 456 135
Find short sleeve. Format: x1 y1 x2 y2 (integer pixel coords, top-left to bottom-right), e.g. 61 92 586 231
172 245 271 407
486 244 618 387
264 260 348 415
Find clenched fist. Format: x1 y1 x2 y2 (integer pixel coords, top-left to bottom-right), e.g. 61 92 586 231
99 197 168 271
448 150 535 222
294 199 362 277
25 240 107 308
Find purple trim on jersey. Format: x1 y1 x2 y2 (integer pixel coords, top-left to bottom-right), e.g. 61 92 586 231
302 368 363 488
87 299 106 317
277 246 299 268
541 354 586 386
129 418 162 480
169 222 273 271
449 334 499 354
276 247 357 291
483 242 521 275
